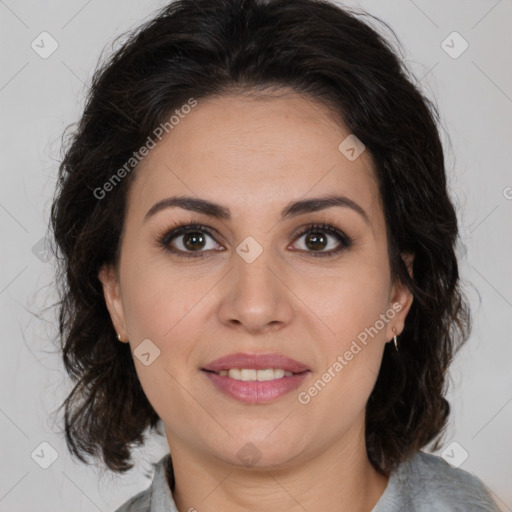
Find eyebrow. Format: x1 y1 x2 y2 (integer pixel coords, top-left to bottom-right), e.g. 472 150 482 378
144 194 370 225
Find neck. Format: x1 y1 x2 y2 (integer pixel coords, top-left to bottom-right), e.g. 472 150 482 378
166 423 389 512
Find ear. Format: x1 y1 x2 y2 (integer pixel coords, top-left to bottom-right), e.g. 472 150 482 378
386 252 414 340
98 264 129 343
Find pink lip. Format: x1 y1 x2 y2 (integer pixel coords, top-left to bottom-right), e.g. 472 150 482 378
202 371 310 404
202 352 310 373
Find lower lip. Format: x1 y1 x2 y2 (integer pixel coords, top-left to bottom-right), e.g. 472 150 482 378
202 370 310 404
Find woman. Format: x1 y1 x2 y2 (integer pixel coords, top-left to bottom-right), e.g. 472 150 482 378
50 0 500 510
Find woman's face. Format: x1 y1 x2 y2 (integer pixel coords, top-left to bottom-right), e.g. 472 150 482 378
100 90 413 470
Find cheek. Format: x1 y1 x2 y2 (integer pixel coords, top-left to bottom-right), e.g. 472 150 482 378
121 254 204 341
293 256 391 409
119 256 218 392
297 271 390 424
293 253 391 343
119 259 207 417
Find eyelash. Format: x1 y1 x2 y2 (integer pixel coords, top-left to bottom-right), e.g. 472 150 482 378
157 221 353 259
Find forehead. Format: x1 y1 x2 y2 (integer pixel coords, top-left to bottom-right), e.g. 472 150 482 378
128 91 382 224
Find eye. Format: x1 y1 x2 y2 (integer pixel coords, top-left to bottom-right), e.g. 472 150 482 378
290 222 353 257
158 223 224 258
157 221 353 259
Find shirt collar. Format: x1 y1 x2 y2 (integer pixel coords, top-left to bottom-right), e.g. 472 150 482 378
149 454 180 512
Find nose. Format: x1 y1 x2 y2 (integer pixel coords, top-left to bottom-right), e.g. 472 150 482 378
217 246 294 335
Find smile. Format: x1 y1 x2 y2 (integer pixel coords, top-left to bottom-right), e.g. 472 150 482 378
213 368 295 380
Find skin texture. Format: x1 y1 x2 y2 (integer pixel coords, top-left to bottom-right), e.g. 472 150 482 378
99 90 414 511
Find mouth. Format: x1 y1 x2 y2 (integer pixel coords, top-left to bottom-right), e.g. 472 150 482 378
201 367 308 381
200 352 311 403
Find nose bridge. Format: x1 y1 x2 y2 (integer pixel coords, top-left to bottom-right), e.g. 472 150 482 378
234 237 281 302
218 235 293 331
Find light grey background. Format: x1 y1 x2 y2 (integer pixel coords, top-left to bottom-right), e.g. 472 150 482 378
1 0 511 510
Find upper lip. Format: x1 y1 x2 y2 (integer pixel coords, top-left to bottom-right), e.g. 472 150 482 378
202 353 310 373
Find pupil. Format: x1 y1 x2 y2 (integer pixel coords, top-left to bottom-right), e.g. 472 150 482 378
306 232 326 250
184 232 205 250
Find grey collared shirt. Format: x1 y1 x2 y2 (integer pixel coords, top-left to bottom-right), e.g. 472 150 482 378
114 451 500 511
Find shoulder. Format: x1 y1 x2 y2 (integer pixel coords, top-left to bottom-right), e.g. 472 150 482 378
408 452 495 503
114 487 151 512
397 452 498 511
375 451 500 512
113 454 175 512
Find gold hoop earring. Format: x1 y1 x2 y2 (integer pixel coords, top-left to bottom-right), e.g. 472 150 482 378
392 327 399 351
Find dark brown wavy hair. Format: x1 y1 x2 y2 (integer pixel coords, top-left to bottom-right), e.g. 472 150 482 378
50 0 471 477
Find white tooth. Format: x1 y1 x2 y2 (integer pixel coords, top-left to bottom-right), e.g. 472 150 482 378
223 368 294 381
240 368 257 381
228 368 241 379
273 368 285 379
256 369 275 381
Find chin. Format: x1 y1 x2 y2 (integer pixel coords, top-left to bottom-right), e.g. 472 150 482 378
208 431 307 470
